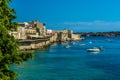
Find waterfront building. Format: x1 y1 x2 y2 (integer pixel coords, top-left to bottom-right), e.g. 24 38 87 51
10 27 26 39
28 20 46 37
10 20 47 39
18 22 29 28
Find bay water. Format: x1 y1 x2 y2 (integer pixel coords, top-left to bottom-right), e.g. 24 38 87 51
11 36 120 80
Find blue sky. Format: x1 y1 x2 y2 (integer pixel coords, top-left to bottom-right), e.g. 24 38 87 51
11 0 120 32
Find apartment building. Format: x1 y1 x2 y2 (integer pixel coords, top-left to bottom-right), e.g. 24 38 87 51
10 20 47 39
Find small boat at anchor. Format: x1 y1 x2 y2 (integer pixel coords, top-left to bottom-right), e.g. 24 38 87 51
79 44 86 46
87 47 101 52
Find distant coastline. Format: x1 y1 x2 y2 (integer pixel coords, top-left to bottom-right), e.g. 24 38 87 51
75 31 120 37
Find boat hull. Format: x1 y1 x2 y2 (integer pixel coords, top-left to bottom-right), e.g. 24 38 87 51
87 48 100 52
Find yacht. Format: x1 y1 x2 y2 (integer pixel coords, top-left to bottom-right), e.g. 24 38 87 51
87 47 100 52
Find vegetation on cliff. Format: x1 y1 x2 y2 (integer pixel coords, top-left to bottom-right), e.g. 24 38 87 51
0 0 33 80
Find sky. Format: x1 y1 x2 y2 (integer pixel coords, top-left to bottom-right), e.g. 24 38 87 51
10 0 120 32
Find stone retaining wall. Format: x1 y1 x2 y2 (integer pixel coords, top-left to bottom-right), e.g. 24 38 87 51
19 33 83 51
20 39 50 51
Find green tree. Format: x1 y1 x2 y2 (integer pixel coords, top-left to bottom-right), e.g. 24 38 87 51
0 0 33 80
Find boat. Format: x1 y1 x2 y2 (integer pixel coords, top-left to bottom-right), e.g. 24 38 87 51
79 44 86 46
87 47 100 52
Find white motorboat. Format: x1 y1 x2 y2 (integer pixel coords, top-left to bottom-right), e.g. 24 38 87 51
79 44 86 46
87 47 100 52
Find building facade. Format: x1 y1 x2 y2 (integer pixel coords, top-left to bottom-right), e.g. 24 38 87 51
10 20 47 39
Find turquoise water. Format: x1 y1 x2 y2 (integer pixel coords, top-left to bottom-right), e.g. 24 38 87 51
11 36 120 80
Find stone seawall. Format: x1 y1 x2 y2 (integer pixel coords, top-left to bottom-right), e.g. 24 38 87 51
20 39 50 51
19 33 84 51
